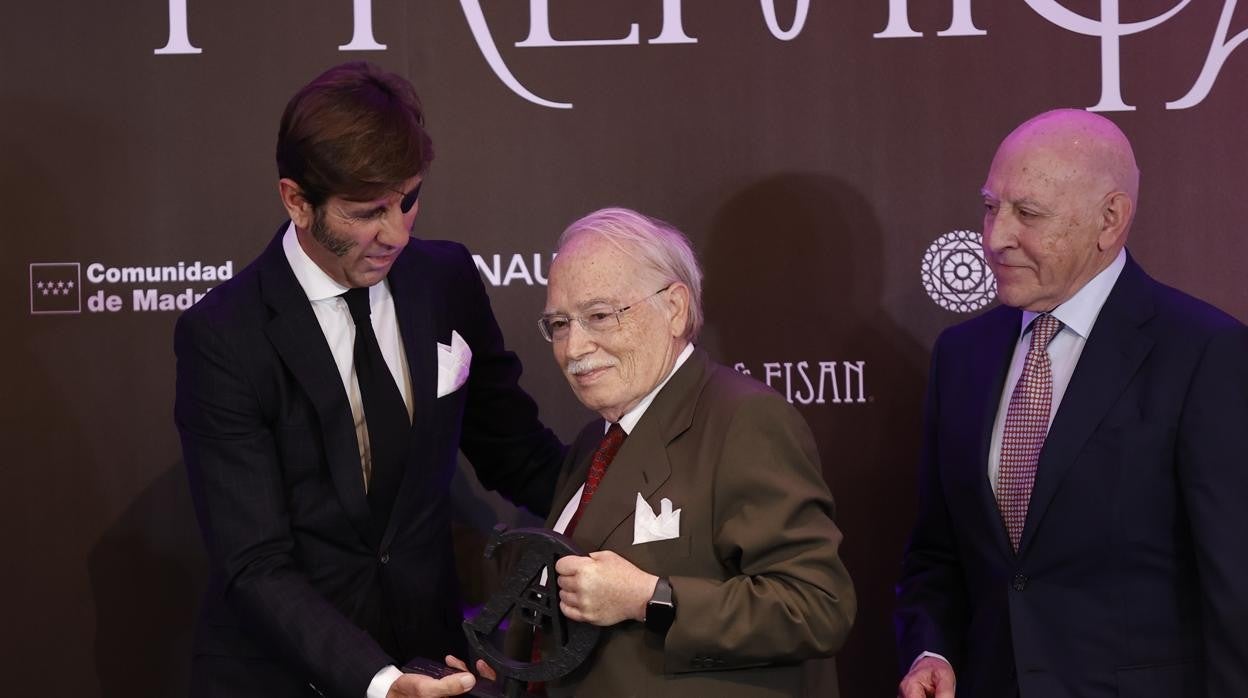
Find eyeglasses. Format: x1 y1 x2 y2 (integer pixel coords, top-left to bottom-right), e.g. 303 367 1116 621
538 284 672 342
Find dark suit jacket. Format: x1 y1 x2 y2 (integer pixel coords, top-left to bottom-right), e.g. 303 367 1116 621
546 349 855 697
174 226 563 698
896 255 1248 697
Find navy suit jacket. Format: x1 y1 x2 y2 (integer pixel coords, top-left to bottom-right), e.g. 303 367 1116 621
896 255 1248 697
174 227 563 698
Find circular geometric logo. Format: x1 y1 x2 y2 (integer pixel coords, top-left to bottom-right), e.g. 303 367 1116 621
921 230 997 313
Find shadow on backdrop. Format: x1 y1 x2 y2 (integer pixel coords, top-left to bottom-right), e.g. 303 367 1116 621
701 173 928 696
89 462 205 697
4 89 208 697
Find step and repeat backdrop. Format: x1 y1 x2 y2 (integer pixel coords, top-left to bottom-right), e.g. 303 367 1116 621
5 1 1245 695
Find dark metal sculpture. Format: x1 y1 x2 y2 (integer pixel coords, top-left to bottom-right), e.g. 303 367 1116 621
462 525 601 697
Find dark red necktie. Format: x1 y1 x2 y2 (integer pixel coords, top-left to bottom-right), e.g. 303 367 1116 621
564 422 627 537
530 423 626 694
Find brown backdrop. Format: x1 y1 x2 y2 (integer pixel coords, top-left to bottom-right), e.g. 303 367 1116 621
5 1 1246 695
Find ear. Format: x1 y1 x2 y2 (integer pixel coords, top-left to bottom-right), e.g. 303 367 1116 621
278 178 315 230
1096 191 1133 251
662 283 691 339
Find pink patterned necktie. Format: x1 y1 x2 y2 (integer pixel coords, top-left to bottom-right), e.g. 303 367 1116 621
997 313 1062 553
564 423 626 537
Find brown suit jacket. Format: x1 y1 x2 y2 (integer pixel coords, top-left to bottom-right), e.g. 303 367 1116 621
546 349 855 697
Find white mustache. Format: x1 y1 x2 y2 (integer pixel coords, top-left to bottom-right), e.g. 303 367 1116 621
567 357 616 376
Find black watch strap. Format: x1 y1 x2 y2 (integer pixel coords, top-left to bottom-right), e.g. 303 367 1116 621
645 577 676 635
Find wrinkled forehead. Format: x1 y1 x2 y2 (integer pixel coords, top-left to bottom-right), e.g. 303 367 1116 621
985 109 1138 209
984 135 1090 199
547 236 651 310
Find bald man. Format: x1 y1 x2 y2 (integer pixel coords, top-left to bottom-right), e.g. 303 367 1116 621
895 109 1248 698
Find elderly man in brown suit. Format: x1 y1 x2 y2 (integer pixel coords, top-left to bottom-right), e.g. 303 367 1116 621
529 207 856 696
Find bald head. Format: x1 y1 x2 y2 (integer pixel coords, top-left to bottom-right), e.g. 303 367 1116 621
1000 109 1140 215
981 109 1139 311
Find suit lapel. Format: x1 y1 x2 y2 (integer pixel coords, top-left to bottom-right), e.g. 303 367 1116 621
258 228 372 541
967 307 1024 557
573 424 672 552
571 349 706 553
548 426 598 531
380 247 438 550
1018 257 1156 557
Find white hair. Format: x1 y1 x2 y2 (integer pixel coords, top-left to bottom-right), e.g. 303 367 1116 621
558 207 704 342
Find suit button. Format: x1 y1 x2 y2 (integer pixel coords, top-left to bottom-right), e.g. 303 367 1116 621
380 552 391 565
1012 574 1027 591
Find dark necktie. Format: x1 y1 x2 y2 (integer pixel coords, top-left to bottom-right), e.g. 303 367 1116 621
529 423 628 694
343 287 410 540
564 423 627 537
997 313 1062 552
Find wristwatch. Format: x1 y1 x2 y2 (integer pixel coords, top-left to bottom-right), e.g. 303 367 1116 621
645 577 676 635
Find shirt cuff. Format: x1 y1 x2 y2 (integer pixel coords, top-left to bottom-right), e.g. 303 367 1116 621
367 664 403 698
912 651 951 671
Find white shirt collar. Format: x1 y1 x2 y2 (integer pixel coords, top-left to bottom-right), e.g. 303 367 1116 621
1020 248 1126 340
611 342 695 435
282 221 351 301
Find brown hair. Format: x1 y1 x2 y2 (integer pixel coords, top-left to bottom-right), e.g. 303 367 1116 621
276 61 434 207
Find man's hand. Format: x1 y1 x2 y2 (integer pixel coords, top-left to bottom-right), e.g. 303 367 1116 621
898 656 956 698
385 668 475 697
445 654 497 682
555 550 658 626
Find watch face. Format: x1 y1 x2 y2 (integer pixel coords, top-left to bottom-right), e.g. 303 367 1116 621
646 600 675 634
646 577 675 633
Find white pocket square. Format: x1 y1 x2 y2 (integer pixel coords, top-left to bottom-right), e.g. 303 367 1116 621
435 330 472 398
633 493 681 544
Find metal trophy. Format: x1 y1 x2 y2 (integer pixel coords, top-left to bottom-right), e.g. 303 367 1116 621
460 524 601 697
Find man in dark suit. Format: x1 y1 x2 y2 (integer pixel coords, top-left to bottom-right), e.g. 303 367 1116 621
895 109 1248 697
174 62 563 698
525 207 855 696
